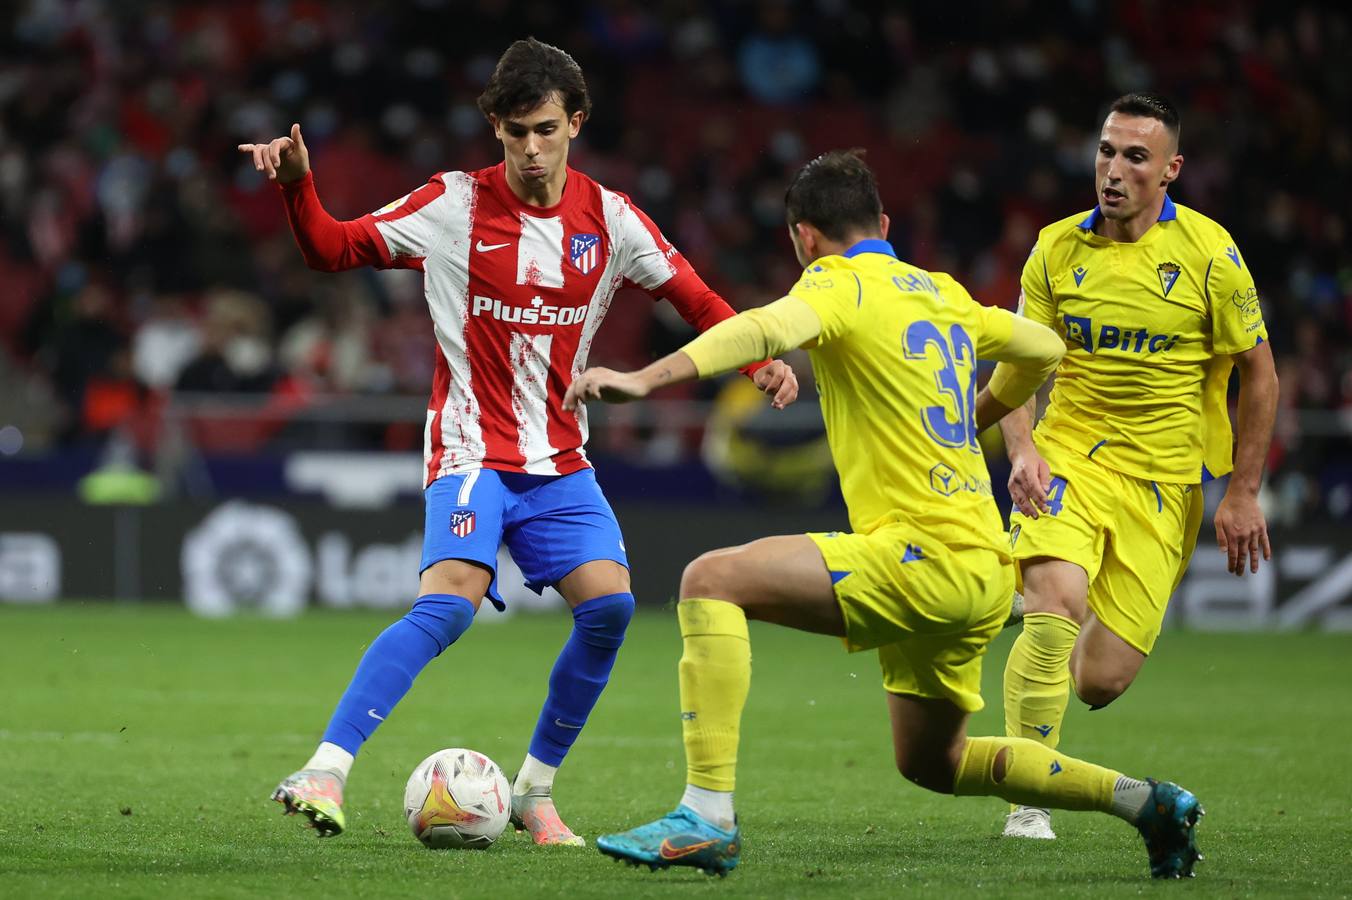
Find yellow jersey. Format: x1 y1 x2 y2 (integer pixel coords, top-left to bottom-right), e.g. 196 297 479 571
1020 195 1268 483
787 240 1027 551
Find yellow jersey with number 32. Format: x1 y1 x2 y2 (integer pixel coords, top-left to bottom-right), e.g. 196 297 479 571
787 240 1019 553
1020 196 1268 483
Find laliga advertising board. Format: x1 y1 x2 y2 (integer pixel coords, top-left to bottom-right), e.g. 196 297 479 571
1 497 1351 629
178 501 566 617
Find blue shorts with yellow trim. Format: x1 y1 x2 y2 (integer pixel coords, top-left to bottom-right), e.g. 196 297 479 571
808 526 1013 713
1008 436 1204 654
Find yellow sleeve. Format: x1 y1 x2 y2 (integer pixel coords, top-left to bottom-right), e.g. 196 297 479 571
981 306 1065 409
1207 240 1268 354
683 296 823 378
786 259 861 343
1017 242 1057 328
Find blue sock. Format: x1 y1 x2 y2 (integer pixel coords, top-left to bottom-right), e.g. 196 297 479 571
321 594 475 755
528 592 635 766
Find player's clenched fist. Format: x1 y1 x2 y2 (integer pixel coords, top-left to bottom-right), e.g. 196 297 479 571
752 359 799 410
564 368 650 410
237 123 310 183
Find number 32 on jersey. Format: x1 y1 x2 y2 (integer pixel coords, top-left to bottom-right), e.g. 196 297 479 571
903 320 979 453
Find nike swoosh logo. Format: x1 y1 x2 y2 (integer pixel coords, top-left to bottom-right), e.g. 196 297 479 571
475 240 510 252
367 708 385 721
659 837 718 860
554 719 582 730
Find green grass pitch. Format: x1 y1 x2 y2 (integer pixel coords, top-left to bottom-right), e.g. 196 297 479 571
1 604 1348 898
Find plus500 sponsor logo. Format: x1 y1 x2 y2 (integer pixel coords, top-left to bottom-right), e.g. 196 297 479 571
472 295 589 326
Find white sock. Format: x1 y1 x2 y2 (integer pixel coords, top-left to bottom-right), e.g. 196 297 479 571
304 741 354 782
680 784 734 830
1110 776 1153 823
513 753 557 796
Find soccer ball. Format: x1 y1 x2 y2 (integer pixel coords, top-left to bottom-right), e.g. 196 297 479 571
404 748 511 849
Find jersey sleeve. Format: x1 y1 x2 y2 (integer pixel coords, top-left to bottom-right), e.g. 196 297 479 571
613 197 689 291
980 306 1065 409
1017 241 1057 328
279 172 388 272
682 296 823 378
361 173 452 270
785 259 861 344
1206 240 1268 354
930 270 1062 409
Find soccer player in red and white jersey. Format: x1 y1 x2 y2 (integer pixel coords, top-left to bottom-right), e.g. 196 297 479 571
240 38 799 845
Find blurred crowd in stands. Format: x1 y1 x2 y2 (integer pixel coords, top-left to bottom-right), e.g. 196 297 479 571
1 1 1350 517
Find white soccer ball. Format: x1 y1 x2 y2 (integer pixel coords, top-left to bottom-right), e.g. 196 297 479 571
404 748 511 849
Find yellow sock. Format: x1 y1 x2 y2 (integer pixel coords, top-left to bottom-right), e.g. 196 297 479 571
1003 612 1079 749
678 599 751 792
953 736 1116 813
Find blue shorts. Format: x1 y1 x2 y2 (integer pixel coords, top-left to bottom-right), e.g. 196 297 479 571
421 467 629 610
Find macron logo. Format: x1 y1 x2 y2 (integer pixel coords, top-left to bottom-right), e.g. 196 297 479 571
475 240 510 252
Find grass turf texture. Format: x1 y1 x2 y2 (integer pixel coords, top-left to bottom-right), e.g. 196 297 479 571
1 605 1347 899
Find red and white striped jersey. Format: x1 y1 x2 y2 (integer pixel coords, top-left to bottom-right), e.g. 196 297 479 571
357 163 701 484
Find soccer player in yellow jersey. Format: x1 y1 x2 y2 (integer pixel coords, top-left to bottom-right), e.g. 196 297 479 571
564 151 1204 880
990 94 1279 841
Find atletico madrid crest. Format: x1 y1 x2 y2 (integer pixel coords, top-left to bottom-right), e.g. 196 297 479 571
570 233 600 275
449 510 476 538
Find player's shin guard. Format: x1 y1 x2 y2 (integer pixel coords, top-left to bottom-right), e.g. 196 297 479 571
1003 612 1079 748
954 736 1115 813
321 594 475 754
677 599 750 792
527 592 635 766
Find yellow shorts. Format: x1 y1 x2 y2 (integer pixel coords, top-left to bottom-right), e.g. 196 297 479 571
808 527 1013 713
1008 437 1205 655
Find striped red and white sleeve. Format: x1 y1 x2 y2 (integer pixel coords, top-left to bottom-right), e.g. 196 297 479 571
279 171 449 272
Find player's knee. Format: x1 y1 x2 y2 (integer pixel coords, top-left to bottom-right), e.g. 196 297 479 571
679 552 734 602
572 592 634 649
1020 584 1082 621
406 594 476 654
1072 672 1129 707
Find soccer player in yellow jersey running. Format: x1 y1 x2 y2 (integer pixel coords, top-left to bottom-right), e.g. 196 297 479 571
565 151 1205 880
990 94 1280 841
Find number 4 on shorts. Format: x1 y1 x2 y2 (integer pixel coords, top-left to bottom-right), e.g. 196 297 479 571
1044 477 1067 516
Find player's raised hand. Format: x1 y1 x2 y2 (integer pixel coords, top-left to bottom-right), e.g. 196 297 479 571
1213 490 1271 577
564 367 649 410
237 123 310 184
753 360 799 410
1007 448 1052 518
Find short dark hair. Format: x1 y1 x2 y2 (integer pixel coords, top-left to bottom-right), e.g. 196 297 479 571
477 38 592 122
784 149 883 242
1108 92 1181 143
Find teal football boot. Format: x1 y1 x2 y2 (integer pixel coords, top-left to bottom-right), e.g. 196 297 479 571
596 805 740 877
1135 779 1204 878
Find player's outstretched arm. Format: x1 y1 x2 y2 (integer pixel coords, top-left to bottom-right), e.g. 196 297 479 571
238 123 387 273
660 271 800 409
563 352 698 409
237 123 310 184
1214 340 1278 576
565 296 821 411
